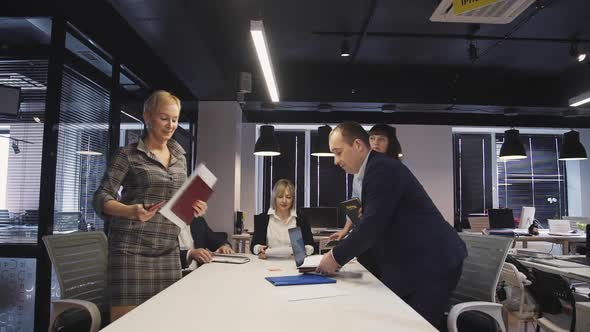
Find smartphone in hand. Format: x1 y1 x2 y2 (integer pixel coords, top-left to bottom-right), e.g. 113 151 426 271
147 201 166 213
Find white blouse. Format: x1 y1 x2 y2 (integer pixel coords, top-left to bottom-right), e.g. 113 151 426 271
253 208 314 255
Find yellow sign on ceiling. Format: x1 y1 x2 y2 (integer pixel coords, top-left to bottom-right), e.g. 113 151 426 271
453 0 499 15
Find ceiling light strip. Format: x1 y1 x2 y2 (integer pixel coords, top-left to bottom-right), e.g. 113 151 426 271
569 90 590 107
250 20 280 102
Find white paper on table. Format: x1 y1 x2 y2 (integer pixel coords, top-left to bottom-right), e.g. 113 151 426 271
273 284 349 302
299 255 323 268
265 247 292 258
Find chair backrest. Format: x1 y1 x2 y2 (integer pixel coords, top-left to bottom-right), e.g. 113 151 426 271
43 232 109 313
467 216 490 233
451 233 513 304
501 263 526 289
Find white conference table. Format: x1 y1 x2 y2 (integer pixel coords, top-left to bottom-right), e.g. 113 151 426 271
101 255 437 332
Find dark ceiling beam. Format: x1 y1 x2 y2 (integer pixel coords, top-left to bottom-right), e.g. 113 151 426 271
313 31 590 44
3 0 197 100
243 110 590 128
248 64 569 108
349 0 377 64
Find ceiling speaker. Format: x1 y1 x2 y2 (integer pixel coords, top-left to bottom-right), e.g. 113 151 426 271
239 72 252 93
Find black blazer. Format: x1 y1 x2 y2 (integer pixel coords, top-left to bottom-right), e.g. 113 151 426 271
179 217 230 269
332 151 467 298
250 213 314 254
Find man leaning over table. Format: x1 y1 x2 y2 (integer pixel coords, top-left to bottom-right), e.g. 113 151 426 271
317 121 467 330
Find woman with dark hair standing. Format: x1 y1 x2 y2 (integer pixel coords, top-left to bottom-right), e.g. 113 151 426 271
94 90 207 320
368 124 402 160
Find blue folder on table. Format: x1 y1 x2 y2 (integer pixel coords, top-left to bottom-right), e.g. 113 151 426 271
265 274 336 286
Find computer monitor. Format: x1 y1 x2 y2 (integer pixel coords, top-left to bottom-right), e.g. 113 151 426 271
0 85 21 117
299 207 338 230
488 208 515 229
519 207 535 229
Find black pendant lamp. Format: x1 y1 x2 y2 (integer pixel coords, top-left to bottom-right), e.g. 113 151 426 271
254 125 280 156
499 129 527 160
311 125 334 157
390 127 403 159
559 130 587 160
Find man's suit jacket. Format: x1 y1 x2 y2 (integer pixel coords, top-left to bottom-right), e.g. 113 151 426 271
332 151 467 298
179 217 230 269
250 213 315 254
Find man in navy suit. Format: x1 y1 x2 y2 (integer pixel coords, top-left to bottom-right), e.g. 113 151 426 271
179 217 233 270
317 122 467 329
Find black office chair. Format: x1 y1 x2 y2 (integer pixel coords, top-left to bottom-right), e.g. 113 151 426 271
212 231 228 244
532 269 576 332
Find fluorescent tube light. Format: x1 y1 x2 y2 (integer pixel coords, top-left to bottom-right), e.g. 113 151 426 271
569 90 590 107
250 20 279 102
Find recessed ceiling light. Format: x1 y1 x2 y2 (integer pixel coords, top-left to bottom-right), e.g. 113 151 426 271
340 40 350 57
381 104 396 113
503 108 518 117
318 104 333 112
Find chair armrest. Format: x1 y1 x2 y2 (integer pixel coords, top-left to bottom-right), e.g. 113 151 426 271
49 299 101 332
447 301 506 332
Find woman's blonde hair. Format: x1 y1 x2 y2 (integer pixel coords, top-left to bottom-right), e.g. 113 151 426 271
143 90 181 115
270 179 295 210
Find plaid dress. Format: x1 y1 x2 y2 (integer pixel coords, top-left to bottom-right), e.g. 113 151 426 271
94 138 186 306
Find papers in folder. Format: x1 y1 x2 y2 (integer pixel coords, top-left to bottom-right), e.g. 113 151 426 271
211 253 250 264
159 163 217 228
297 255 323 273
265 274 336 286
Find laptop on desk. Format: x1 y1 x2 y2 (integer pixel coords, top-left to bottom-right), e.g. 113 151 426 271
548 219 576 236
288 227 323 272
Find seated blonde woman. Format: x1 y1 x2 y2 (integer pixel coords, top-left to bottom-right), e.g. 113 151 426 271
250 179 314 258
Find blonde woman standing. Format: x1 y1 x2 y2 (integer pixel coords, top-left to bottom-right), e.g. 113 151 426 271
94 90 207 320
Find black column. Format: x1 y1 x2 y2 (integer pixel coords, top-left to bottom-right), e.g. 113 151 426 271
105 60 121 236
35 16 66 332
189 101 199 172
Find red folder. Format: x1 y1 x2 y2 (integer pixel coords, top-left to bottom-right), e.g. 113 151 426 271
159 163 217 227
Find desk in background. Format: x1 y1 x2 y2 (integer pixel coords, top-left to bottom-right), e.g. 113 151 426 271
101 255 437 332
514 230 586 255
517 257 590 283
231 233 332 254
465 230 586 255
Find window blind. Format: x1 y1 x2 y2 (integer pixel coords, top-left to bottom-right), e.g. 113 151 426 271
309 131 352 207
496 134 567 227
54 65 110 232
262 131 305 212
0 59 48 244
453 134 493 225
